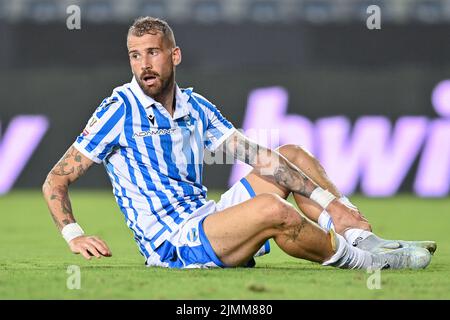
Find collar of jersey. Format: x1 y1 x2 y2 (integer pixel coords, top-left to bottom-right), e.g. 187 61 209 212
129 76 192 120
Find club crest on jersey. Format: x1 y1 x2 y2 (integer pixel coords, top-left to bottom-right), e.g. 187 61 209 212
186 228 198 242
183 115 191 126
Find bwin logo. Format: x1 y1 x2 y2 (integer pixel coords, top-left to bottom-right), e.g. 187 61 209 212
187 228 198 242
231 83 450 197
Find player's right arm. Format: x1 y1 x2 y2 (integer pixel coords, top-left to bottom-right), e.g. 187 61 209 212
223 130 371 234
42 145 112 259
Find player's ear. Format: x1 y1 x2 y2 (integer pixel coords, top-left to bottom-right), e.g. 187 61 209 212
172 47 182 66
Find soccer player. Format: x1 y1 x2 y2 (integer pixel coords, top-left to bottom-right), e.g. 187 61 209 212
43 17 435 270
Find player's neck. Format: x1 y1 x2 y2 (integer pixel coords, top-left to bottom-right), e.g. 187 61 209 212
154 83 176 117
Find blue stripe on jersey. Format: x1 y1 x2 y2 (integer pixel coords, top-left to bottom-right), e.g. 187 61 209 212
127 89 186 224
76 135 83 144
106 162 150 258
178 119 197 185
85 104 124 153
188 96 210 185
121 149 172 240
194 197 207 210
151 106 196 200
145 103 204 214
96 96 119 118
118 91 173 237
118 146 160 221
97 134 120 161
182 87 193 96
192 94 233 129
119 147 171 250
188 97 208 133
192 124 204 186
127 90 198 215
205 121 223 141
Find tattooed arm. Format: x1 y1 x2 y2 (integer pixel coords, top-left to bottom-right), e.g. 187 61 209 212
224 131 320 198
43 146 90 230
43 145 112 259
223 130 371 234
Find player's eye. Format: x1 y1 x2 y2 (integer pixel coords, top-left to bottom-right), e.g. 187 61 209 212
149 49 159 56
130 53 140 60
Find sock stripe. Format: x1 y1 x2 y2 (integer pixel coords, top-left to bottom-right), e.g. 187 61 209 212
327 218 333 230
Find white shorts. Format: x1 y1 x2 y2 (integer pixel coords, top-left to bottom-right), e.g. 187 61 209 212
145 177 270 269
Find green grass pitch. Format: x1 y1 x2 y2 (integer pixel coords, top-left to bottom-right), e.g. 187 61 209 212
0 190 449 299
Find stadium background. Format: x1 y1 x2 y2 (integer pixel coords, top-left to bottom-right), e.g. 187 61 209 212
2 0 450 196
1 0 450 300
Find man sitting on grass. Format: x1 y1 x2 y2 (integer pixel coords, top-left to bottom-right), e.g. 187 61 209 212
43 17 436 270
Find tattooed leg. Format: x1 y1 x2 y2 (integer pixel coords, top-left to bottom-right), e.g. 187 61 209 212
203 193 334 267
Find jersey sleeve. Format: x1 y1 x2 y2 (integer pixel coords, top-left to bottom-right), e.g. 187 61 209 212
193 93 236 152
73 96 125 163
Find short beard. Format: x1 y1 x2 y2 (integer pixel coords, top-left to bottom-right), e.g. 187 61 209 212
137 70 175 101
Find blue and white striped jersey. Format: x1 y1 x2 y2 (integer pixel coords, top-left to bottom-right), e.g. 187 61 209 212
73 77 235 259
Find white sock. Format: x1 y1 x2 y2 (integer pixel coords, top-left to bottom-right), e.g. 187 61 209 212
344 228 373 247
339 196 374 245
322 231 375 269
318 210 334 231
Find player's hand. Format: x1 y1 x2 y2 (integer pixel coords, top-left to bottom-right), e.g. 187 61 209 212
326 200 372 235
68 235 112 260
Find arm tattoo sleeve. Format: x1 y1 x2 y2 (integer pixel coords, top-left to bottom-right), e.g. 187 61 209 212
50 147 87 177
226 131 318 198
43 146 92 230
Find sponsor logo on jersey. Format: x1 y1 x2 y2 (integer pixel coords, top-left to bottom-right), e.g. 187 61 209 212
148 114 155 125
133 128 176 138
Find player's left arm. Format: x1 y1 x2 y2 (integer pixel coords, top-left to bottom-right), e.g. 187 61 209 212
222 130 371 234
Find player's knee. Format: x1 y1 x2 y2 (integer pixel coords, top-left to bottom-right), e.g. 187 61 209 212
256 193 298 228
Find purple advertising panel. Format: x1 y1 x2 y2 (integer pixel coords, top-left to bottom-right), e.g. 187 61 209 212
230 85 450 197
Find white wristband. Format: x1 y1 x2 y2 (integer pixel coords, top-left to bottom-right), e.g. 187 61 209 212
310 187 336 209
61 223 85 243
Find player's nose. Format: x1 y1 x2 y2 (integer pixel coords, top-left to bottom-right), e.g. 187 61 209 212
141 55 152 70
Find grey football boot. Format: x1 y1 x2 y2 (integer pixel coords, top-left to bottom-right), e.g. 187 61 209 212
354 234 437 256
338 197 437 256
371 246 432 270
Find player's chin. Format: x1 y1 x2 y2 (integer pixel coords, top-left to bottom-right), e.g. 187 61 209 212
141 82 159 93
